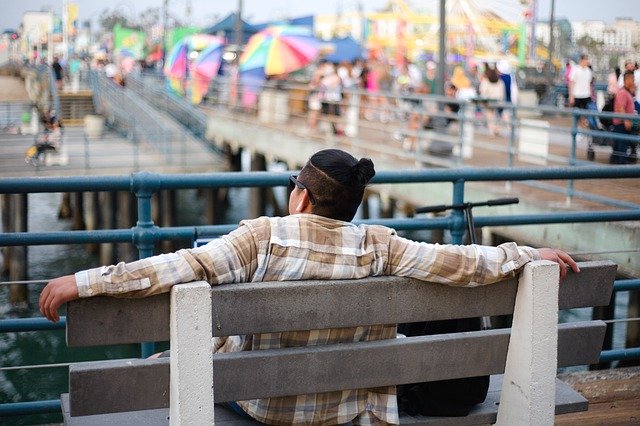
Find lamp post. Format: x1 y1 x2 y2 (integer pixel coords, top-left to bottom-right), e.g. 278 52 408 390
163 0 169 62
547 0 556 89
437 0 446 96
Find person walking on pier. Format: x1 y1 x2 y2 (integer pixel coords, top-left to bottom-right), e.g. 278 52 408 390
568 54 592 128
51 57 63 91
610 71 638 164
40 149 578 425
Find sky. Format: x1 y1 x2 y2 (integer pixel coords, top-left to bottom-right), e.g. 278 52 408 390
2 0 639 32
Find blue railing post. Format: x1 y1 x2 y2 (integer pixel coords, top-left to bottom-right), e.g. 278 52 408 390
83 131 90 171
508 104 517 168
567 111 578 202
133 117 139 172
450 180 466 244
457 103 466 166
132 172 159 358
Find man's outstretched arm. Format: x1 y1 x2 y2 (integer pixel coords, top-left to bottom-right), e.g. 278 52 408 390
39 222 260 323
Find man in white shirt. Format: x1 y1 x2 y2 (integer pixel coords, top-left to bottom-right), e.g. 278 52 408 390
568 54 593 109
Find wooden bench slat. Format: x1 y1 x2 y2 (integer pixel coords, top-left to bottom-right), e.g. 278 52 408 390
66 261 615 347
61 376 588 425
69 321 604 416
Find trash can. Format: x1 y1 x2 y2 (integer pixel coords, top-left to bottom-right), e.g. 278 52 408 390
84 114 105 138
258 88 289 124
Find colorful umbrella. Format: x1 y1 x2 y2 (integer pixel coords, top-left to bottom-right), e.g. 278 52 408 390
239 25 319 76
164 41 189 93
163 34 225 102
191 39 225 104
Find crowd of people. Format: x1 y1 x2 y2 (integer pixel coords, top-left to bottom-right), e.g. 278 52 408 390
304 54 638 163
305 56 520 151
308 55 517 134
567 55 640 164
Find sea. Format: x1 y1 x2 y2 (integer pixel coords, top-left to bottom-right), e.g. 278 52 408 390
0 154 630 425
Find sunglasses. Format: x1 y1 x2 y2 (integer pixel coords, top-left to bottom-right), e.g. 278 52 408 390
288 175 316 205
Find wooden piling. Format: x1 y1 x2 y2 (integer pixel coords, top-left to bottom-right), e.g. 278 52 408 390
380 195 396 219
8 194 28 306
249 152 267 218
159 190 177 252
622 290 640 367
58 192 71 219
99 191 117 265
592 293 615 370
1 194 10 276
203 188 222 225
360 191 370 219
117 191 137 262
83 192 100 254
70 192 85 231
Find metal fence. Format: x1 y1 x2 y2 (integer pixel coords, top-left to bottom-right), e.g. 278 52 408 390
126 73 209 140
1 167 639 416
191 76 638 170
89 71 194 164
0 101 33 130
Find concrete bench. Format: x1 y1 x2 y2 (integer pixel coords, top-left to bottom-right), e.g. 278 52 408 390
61 260 616 425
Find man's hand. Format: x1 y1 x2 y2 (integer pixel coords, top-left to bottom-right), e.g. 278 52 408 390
39 275 79 323
537 248 580 280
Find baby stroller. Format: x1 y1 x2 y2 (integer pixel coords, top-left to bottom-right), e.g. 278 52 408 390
25 128 62 166
585 99 613 162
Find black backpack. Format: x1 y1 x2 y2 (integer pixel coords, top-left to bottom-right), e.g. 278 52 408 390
397 318 490 417
600 95 615 129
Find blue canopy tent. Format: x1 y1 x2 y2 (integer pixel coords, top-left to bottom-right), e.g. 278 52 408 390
252 15 314 32
204 13 258 44
323 36 363 63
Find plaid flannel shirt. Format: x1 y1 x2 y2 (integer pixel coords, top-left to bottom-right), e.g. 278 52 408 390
75 214 539 425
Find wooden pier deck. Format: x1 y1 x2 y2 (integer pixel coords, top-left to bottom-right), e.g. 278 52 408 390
0 126 226 177
556 366 640 425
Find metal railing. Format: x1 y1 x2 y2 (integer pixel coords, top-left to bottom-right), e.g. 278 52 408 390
89 71 194 164
190 76 638 171
0 101 33 129
126 73 209 140
1 167 639 417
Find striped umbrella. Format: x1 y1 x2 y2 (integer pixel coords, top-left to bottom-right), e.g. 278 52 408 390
239 25 319 77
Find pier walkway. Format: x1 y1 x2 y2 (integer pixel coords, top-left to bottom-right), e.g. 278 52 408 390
0 126 226 177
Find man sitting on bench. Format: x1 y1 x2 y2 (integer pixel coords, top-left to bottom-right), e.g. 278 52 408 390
40 148 578 425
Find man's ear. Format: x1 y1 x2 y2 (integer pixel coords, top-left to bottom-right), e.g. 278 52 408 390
296 190 313 213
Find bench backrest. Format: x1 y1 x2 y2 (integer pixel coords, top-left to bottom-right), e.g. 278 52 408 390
66 260 616 417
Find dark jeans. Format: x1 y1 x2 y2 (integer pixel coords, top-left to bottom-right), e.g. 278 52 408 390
610 124 632 164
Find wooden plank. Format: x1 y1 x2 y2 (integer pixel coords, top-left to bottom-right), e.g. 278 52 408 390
557 366 640 403
62 394 257 426
68 321 604 416
66 261 615 347
69 358 170 416
63 376 588 425
555 398 640 425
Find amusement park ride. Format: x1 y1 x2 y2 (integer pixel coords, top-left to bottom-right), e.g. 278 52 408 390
317 0 545 67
